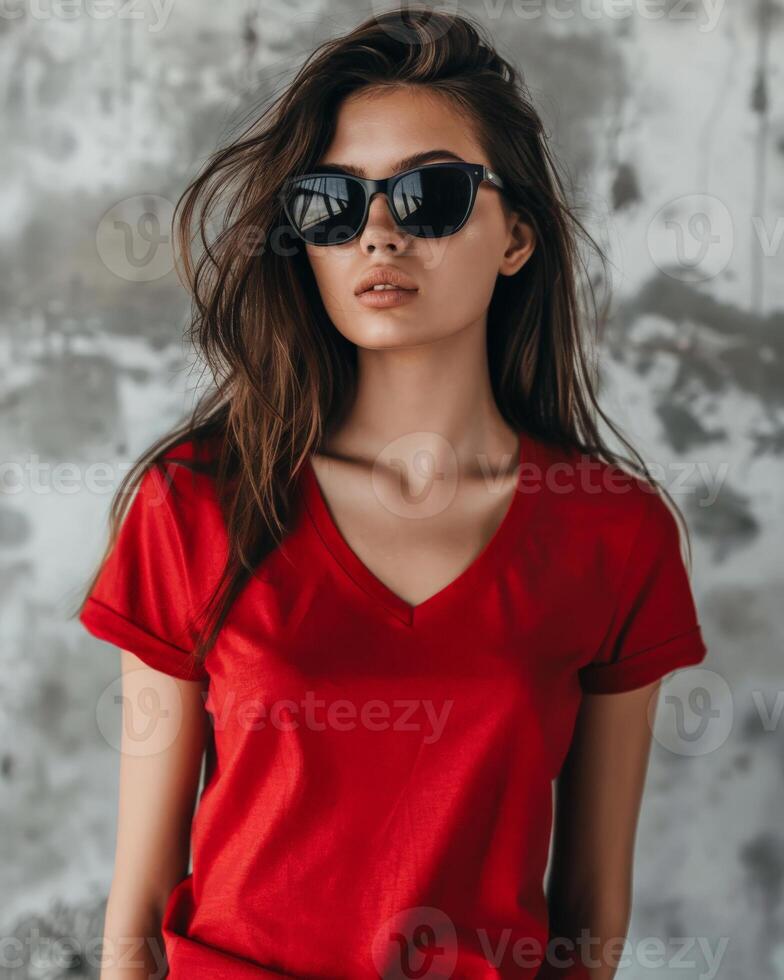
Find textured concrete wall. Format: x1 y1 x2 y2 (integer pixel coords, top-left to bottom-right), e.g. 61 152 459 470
1 2 782 977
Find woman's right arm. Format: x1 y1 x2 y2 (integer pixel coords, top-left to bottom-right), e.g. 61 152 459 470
100 649 210 980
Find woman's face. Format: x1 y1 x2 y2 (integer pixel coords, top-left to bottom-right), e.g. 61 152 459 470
304 85 535 350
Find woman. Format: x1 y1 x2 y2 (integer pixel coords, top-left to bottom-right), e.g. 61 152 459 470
76 8 707 979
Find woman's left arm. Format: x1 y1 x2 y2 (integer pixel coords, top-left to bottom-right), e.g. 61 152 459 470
535 485 709 978
537 679 664 980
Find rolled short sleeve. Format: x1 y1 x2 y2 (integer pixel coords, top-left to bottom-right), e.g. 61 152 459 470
578 490 707 694
79 464 208 681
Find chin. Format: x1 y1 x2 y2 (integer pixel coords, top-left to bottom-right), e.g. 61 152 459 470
342 320 434 350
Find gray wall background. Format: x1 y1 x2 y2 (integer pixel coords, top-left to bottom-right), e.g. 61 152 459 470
1 1 782 977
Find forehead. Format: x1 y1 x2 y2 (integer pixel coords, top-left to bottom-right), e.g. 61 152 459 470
319 86 487 177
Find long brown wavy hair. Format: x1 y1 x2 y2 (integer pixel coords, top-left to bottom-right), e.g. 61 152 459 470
73 5 691 674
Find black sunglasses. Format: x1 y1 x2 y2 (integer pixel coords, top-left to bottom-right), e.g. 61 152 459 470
279 161 505 246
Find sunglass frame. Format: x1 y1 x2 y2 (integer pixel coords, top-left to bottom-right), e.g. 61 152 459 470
279 161 506 245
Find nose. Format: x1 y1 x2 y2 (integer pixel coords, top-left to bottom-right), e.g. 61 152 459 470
358 191 410 251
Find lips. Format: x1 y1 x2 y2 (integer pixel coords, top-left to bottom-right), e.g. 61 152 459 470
354 266 419 295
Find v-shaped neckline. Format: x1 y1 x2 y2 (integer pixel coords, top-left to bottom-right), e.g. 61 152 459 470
301 432 540 627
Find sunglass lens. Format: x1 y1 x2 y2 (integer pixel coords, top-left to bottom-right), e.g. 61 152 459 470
392 166 472 238
284 175 365 245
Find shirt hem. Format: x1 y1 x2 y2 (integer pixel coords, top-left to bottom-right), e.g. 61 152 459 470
578 624 707 694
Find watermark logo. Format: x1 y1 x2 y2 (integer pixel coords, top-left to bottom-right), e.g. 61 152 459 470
650 667 732 756
647 193 734 283
95 669 184 756
0 0 177 33
372 432 460 520
369 1 461 44
372 906 458 978
95 194 176 282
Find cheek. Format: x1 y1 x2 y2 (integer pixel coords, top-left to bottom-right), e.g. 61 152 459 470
309 260 377 328
306 249 354 307
423 224 502 309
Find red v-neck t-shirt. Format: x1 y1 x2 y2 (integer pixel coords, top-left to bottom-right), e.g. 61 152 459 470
79 432 708 979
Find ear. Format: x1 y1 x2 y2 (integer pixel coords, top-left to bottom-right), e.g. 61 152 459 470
499 212 536 277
